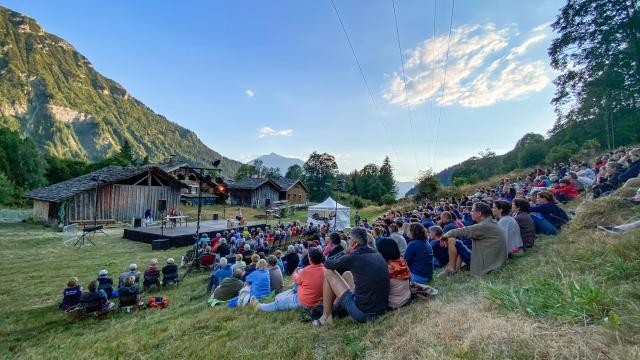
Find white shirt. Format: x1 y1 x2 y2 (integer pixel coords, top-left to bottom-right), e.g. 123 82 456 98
498 216 523 251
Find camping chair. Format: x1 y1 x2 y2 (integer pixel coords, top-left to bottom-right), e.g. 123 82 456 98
162 272 179 287
118 289 141 313
143 274 160 291
71 298 113 320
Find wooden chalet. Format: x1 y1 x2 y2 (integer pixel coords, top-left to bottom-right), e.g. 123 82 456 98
273 178 309 204
228 177 309 207
24 166 186 224
157 160 221 206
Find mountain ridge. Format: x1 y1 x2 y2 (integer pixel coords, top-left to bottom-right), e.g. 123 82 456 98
0 6 242 177
250 152 305 175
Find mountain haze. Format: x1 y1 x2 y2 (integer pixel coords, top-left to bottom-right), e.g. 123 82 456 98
250 153 305 175
0 6 242 176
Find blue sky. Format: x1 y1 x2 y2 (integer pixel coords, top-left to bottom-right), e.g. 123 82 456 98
3 0 563 181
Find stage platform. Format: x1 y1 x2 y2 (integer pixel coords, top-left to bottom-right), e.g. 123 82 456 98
123 220 267 247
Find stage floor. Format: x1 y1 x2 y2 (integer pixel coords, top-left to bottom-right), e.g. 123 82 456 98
122 220 267 247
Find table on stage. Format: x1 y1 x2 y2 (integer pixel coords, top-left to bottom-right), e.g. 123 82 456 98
166 215 188 227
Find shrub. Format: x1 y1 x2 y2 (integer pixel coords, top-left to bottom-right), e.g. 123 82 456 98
350 195 364 209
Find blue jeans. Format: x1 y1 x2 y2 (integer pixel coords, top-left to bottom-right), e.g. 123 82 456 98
410 273 431 284
259 290 300 312
430 240 449 268
531 214 557 235
454 239 472 265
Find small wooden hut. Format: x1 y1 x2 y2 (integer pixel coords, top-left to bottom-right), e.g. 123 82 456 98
24 166 186 224
228 177 309 207
273 178 309 204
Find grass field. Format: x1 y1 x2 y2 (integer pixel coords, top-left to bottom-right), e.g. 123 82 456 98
1 189 639 359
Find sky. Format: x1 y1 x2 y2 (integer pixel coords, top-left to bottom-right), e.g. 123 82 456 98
2 0 564 181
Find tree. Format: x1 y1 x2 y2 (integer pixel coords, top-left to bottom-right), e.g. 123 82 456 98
0 171 14 204
356 163 385 202
234 164 258 180
263 167 280 180
519 143 547 168
545 144 576 164
285 164 303 180
0 128 47 189
117 140 135 165
303 152 338 202
548 0 640 149
415 170 441 201
378 156 397 196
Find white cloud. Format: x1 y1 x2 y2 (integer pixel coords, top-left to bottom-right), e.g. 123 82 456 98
258 127 293 138
245 89 255 97
383 23 551 108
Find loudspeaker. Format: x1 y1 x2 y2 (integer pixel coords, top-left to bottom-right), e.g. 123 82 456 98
133 218 142 227
158 199 167 212
152 239 170 250
212 213 219 221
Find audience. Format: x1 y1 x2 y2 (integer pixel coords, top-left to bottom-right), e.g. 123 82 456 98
403 223 434 284
80 280 112 313
377 237 411 309
314 227 389 325
143 258 161 289
162 258 179 286
208 257 232 293
59 277 82 311
96 270 114 299
512 199 536 249
118 264 140 288
118 276 141 308
530 191 569 232
267 255 284 294
212 269 244 301
492 200 523 256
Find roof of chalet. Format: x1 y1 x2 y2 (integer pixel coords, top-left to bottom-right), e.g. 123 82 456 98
24 165 185 203
155 160 196 173
228 177 308 192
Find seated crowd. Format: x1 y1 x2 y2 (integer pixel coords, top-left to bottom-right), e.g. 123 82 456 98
61 147 639 323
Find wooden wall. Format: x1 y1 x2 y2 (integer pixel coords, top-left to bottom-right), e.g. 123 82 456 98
111 184 181 221
285 183 308 204
66 184 114 222
251 183 280 208
32 200 50 222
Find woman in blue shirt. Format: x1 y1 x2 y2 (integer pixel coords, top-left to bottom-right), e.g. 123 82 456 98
529 191 569 231
403 223 434 284
245 259 271 300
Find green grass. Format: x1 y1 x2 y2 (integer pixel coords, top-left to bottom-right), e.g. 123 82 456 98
1 192 639 359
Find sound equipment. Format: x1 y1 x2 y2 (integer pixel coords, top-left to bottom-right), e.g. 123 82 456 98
83 225 103 233
152 239 170 250
158 199 167 212
133 218 142 228
212 213 219 221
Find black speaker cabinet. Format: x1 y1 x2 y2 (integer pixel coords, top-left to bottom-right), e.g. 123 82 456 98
152 239 170 250
133 218 142 228
212 213 219 220
158 199 167 212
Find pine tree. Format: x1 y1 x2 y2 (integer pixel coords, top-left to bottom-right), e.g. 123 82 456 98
379 156 397 196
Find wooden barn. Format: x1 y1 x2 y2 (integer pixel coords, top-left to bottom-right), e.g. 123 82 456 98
157 160 221 206
227 178 281 208
228 177 309 207
273 178 309 204
24 166 186 224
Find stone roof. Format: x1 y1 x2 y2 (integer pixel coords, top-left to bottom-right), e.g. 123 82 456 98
228 177 308 192
24 165 184 203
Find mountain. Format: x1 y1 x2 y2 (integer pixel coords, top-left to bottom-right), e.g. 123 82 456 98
395 181 416 199
250 152 305 175
0 7 242 177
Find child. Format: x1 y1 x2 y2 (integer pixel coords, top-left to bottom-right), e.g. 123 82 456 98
59 277 82 311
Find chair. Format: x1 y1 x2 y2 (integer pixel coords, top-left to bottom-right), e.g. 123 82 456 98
118 287 141 312
143 274 160 291
162 272 179 287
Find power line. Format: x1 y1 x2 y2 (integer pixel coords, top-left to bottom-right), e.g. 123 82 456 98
391 0 421 171
431 0 455 168
427 0 438 170
328 0 403 170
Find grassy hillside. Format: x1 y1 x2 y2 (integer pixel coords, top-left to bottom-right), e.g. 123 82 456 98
0 6 242 176
1 183 639 359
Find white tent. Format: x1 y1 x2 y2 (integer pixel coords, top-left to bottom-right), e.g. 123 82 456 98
307 197 351 229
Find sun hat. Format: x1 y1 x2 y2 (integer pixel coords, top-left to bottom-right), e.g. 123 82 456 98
167 258 175 264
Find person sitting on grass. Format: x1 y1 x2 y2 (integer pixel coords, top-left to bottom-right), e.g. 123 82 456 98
273 250 286 274
442 202 507 276
232 253 246 274
59 277 82 311
161 258 179 286
429 226 448 268
143 258 161 289
118 276 141 308
282 245 300 275
212 269 244 302
267 255 284 294
403 223 434 284
96 270 114 299
118 264 140 288
242 254 260 281
512 199 536 249
229 259 271 308
553 179 579 203
529 191 569 232
314 227 389 326
80 280 113 313
207 257 233 293
377 237 411 309
252 248 325 313
389 224 407 256
492 200 523 257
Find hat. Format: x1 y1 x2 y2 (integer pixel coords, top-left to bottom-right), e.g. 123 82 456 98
167 258 175 264
129 263 137 271
99 269 108 276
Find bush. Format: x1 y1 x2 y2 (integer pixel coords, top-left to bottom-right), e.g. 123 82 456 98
380 193 396 205
350 195 365 209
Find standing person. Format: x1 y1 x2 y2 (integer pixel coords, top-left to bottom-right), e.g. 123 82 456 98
403 223 434 284
314 227 389 326
442 202 507 276
235 208 243 222
492 200 523 256
512 199 536 249
353 211 361 225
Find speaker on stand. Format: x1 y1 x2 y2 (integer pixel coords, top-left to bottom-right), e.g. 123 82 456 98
158 199 167 237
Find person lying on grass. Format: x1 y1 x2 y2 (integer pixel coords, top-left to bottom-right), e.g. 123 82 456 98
442 202 507 277
314 227 389 326
251 248 325 313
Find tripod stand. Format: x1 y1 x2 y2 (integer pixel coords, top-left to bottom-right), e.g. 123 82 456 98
75 227 99 248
